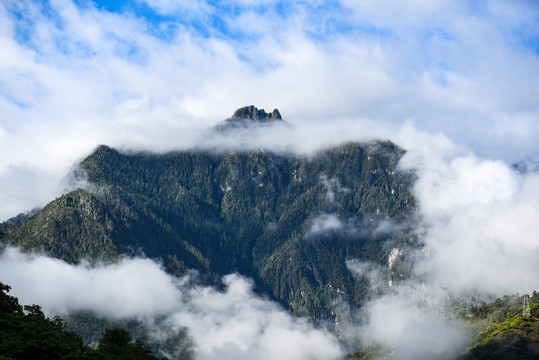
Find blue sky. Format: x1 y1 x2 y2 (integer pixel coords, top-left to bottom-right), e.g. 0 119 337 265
0 0 539 219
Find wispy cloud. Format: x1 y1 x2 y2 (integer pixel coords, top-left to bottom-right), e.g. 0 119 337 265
308 213 344 234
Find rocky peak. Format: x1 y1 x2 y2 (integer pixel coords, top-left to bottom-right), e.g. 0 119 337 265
231 106 282 122
213 105 286 132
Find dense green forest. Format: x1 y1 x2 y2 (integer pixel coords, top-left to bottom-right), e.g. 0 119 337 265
0 282 166 360
0 140 417 319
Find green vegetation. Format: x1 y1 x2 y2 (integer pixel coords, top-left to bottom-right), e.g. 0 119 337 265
462 291 539 323
0 189 118 263
1 141 418 319
63 312 193 359
344 344 391 360
457 292 539 360
0 282 165 360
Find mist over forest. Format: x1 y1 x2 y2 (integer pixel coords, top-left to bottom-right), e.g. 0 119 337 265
1 1 539 359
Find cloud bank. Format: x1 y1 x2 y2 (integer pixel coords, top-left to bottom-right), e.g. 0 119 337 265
2 116 538 359
0 247 343 360
407 152 539 295
341 128 539 359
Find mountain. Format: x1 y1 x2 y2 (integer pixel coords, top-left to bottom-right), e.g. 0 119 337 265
0 107 418 320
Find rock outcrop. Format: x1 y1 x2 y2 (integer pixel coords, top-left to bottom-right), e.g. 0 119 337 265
230 105 282 122
214 105 285 131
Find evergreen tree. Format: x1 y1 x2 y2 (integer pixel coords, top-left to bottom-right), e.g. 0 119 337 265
0 283 164 360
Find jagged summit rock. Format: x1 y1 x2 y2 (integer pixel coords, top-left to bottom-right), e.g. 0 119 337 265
214 106 285 132
231 105 282 122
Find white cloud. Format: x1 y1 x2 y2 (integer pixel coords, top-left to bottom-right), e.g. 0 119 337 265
308 214 343 234
137 0 212 16
387 129 539 295
341 123 539 358
346 259 388 295
164 274 343 360
0 247 343 360
413 155 517 218
0 247 181 318
361 286 467 360
413 166 539 294
0 165 63 220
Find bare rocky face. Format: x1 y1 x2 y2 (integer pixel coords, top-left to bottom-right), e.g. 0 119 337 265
230 106 282 122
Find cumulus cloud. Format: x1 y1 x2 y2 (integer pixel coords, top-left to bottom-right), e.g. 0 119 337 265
374 123 539 296
0 247 343 360
162 274 342 360
407 152 539 294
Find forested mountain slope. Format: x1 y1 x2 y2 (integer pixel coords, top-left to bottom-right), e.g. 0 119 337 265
0 107 418 319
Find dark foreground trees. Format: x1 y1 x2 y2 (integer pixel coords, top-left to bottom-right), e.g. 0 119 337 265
0 282 163 360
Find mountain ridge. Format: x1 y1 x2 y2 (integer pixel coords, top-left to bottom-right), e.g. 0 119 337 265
1 141 417 320
0 107 418 320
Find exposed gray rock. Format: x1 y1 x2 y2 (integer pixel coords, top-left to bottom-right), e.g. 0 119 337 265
230 105 282 122
213 106 286 132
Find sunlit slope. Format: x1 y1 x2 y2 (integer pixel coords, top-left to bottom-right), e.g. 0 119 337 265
0 189 117 263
